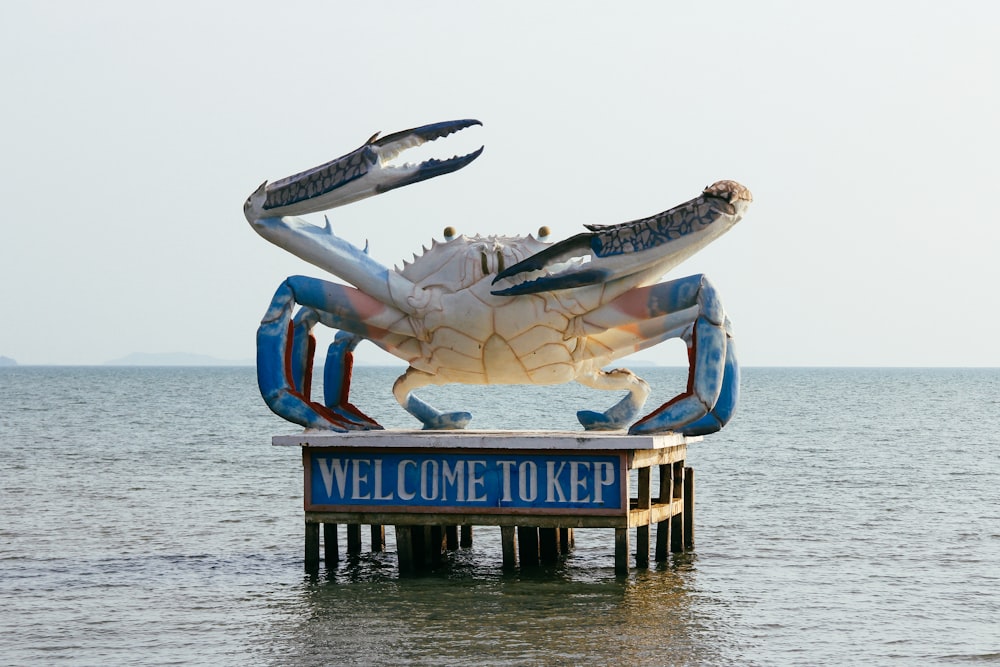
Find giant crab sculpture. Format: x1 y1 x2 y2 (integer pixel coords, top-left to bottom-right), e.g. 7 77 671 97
245 120 751 436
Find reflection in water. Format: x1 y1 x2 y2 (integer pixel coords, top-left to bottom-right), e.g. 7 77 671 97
263 535 733 666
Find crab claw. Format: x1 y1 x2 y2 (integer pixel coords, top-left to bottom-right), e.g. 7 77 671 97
244 119 483 220
491 180 752 296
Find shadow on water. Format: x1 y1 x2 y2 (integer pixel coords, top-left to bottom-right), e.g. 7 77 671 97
257 544 736 667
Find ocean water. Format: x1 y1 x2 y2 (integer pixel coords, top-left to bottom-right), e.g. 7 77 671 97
0 366 997 665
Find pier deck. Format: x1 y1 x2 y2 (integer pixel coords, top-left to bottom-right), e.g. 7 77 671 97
274 430 697 575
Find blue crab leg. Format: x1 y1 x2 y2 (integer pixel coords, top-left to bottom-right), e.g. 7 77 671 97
669 327 738 436
257 276 415 430
576 274 739 435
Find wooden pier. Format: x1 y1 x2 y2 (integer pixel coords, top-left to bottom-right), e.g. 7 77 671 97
274 430 697 575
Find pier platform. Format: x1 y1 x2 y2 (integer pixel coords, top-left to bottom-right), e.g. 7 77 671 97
274 430 697 575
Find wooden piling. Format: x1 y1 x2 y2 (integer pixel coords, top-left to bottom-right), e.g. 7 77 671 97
429 525 445 566
324 523 339 564
670 461 685 553
636 467 651 568
539 527 559 563
370 524 385 553
684 467 695 550
500 526 517 569
346 523 362 555
615 527 630 575
305 521 320 571
460 525 473 548
655 463 671 562
518 526 540 567
394 525 415 575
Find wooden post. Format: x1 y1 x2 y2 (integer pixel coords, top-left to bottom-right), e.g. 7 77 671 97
539 527 559 563
429 525 445 566
460 525 473 548
556 527 573 556
636 467 651 568
518 526 540 567
370 524 385 553
324 523 339 565
500 526 517 570
445 525 459 551
395 525 415 575
655 463 671 562
671 461 685 553
347 524 362 555
615 527 630 575
411 525 428 567
684 466 695 550
305 521 320 571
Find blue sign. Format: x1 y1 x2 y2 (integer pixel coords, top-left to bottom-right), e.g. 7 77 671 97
307 450 624 512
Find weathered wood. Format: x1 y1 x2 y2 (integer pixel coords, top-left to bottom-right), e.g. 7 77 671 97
539 527 559 563
636 467 651 568
518 526 540 567
305 521 320 571
429 525 446 566
671 461 685 553
655 463 672 561
394 525 415 575
460 525 473 548
615 527 630 575
559 527 574 554
409 525 428 567
500 526 517 569
370 524 385 553
630 500 683 527
445 525 459 551
629 445 688 469
347 524 362 555
323 523 339 564
684 467 695 550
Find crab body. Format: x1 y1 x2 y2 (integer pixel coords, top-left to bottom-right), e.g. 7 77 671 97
245 120 752 435
400 234 582 384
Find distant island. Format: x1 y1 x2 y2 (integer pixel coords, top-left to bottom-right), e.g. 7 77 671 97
0 355 17 366
103 352 254 366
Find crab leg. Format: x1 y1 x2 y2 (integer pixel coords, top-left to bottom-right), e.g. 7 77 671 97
392 367 473 430
578 274 739 435
257 276 415 430
576 368 651 431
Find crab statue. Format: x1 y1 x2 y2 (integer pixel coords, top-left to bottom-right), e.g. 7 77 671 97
244 119 751 436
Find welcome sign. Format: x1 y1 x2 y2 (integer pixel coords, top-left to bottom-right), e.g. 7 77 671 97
304 449 626 514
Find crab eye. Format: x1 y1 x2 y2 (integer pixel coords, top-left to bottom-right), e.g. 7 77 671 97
444 226 456 241
538 226 551 239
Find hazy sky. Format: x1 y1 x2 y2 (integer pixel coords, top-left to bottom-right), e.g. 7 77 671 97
2 1 998 366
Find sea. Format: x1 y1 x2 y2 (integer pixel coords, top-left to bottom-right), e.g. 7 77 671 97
1 366 997 666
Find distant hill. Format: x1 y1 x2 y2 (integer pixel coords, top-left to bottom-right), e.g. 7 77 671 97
0 355 17 366
103 352 253 366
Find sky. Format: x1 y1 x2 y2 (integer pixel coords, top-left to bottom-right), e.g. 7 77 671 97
1 1 998 367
